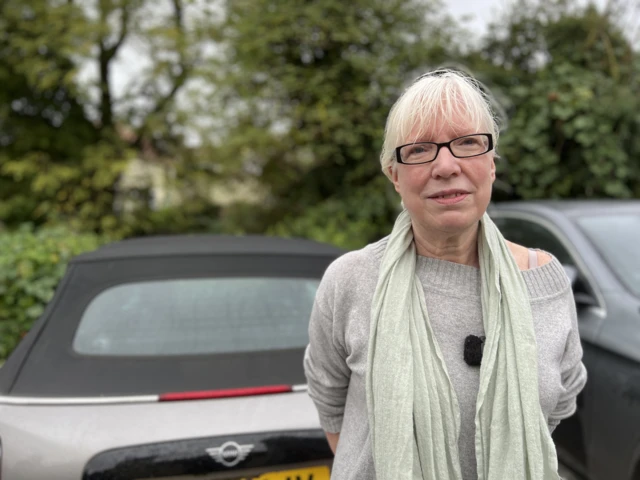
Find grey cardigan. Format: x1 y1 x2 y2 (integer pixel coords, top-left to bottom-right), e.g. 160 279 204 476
304 237 587 480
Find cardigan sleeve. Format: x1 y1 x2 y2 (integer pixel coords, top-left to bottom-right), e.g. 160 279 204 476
547 290 588 432
303 267 351 433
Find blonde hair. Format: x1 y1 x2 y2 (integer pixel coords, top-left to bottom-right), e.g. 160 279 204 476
380 69 500 179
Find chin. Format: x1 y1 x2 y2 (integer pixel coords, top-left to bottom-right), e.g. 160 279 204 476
426 209 480 234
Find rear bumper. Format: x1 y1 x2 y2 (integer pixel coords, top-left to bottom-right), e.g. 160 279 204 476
83 429 332 480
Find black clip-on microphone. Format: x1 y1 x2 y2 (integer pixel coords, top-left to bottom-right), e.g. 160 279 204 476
464 335 485 366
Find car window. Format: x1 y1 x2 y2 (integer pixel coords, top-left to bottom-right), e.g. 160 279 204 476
492 217 574 266
576 213 640 297
73 277 320 356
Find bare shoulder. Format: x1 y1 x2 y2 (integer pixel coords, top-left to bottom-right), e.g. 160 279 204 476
506 241 553 271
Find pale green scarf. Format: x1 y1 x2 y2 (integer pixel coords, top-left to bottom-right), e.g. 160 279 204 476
366 209 560 480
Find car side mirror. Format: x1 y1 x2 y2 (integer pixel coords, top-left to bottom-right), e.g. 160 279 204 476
574 292 599 308
563 264 598 308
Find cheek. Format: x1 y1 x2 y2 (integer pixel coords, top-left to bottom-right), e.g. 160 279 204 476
397 167 429 192
468 160 494 187
470 164 495 208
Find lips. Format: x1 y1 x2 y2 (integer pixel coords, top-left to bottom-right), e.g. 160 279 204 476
428 189 470 199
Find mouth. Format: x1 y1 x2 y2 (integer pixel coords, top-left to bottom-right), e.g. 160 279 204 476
428 189 470 199
426 189 470 206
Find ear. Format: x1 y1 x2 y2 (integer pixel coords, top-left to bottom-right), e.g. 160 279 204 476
389 164 401 193
490 156 496 182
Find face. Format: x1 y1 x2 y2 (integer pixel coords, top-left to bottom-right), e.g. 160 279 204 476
390 119 496 237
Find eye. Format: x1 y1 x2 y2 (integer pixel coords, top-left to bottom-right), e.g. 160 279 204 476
450 135 490 157
409 145 428 154
407 143 436 156
399 142 437 163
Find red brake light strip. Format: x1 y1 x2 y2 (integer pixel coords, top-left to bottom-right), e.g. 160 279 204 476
159 385 293 401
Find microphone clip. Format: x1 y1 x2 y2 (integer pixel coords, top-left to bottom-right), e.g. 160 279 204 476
464 335 485 367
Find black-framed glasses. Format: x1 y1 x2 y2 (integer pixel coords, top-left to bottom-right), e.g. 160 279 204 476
395 133 494 165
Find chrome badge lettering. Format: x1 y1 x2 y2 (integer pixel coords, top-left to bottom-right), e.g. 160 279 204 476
206 441 254 467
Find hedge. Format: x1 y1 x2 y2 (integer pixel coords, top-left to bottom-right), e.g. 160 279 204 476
0 225 105 360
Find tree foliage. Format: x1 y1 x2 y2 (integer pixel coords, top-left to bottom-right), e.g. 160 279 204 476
0 0 220 235
0 1 101 228
475 1 640 200
0 225 105 360
205 0 457 248
0 0 639 239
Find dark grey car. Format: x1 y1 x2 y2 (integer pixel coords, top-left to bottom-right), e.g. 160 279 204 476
0 235 343 480
489 200 640 480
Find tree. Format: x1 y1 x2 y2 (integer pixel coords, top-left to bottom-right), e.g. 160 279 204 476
470 1 640 200
202 0 459 248
0 0 221 235
0 1 101 228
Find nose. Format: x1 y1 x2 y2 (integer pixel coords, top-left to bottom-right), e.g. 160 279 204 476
430 145 461 179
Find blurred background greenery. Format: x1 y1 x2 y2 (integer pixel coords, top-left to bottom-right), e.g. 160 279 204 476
1 0 639 357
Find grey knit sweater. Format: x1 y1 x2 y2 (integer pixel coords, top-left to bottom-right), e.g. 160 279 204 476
303 237 587 480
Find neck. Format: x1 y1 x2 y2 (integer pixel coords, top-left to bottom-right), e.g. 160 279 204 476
411 221 480 267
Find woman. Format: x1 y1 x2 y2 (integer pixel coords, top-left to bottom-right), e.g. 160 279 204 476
303 70 587 480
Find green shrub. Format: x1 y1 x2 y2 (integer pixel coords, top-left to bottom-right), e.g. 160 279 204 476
0 225 105 360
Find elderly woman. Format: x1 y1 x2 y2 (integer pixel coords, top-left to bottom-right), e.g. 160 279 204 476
303 70 587 480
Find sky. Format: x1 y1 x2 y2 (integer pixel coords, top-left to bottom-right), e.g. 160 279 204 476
446 0 506 38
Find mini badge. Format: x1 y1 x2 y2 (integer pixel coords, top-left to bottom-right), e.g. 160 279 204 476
206 441 254 467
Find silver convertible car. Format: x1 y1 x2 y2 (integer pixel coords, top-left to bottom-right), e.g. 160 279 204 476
0 235 343 480
490 200 640 480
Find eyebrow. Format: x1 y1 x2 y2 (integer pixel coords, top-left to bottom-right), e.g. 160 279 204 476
403 115 482 142
406 130 479 144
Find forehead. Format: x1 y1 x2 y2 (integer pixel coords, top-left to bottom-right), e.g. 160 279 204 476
404 111 483 144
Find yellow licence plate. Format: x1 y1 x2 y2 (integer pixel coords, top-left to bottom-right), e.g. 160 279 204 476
253 466 330 480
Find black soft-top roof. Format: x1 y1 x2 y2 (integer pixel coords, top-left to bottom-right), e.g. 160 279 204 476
72 234 345 263
2 234 345 397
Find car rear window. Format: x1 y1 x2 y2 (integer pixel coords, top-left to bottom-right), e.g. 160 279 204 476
73 277 320 356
